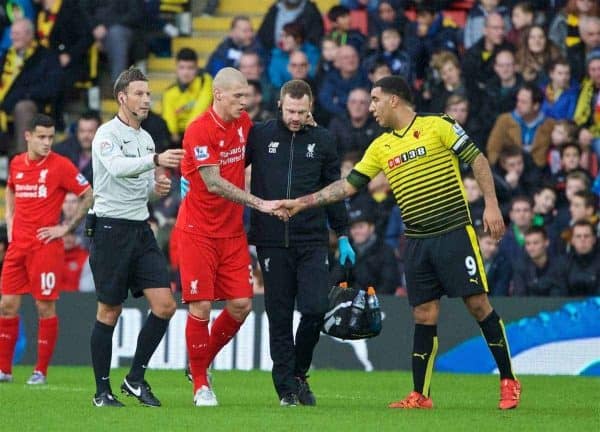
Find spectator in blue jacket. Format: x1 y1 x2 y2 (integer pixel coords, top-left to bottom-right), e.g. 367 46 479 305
206 15 264 76
318 44 370 117
268 22 319 88
541 58 579 120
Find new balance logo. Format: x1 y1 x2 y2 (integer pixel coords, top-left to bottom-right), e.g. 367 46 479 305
413 352 428 360
268 142 279 154
488 340 505 348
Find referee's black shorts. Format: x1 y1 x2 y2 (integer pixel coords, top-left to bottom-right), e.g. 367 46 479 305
404 225 488 307
89 217 170 306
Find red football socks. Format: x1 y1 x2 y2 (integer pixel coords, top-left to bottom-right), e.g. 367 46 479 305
0 316 19 374
186 313 210 392
207 308 243 363
35 316 58 376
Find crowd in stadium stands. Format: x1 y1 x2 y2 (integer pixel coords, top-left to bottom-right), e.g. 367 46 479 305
1 0 600 297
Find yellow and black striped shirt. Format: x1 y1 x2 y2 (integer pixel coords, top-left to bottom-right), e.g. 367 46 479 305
347 113 480 238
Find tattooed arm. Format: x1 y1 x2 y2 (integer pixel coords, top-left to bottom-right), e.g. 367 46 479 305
282 178 358 217
200 165 283 215
36 187 94 243
471 153 505 240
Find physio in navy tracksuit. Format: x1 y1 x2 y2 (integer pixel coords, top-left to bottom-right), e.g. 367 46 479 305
246 80 354 406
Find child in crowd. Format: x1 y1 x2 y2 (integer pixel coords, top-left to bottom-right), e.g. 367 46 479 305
546 120 579 174
364 26 413 84
327 5 366 54
477 228 512 296
316 36 339 81
532 185 558 227
506 1 535 46
552 143 590 205
541 59 579 120
560 190 599 253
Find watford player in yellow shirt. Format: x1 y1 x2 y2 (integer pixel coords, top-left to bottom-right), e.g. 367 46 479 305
162 48 212 145
280 76 521 410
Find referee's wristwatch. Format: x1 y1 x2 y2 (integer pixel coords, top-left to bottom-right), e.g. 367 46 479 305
153 153 160 167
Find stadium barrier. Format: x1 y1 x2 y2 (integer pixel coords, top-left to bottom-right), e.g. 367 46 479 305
15 294 600 376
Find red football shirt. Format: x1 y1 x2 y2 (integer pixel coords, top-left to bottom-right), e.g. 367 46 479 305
61 246 89 292
176 107 252 238
7 152 90 249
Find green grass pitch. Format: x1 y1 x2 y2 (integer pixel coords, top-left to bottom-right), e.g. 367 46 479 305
0 367 598 431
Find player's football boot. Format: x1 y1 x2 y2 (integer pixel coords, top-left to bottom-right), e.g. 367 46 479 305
0 370 13 383
388 391 434 409
499 378 521 410
279 393 299 407
121 377 161 407
296 376 316 406
194 385 218 407
26 371 47 385
92 391 125 407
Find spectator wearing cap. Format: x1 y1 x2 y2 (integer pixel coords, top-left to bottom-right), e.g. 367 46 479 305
330 204 399 295
574 47 600 159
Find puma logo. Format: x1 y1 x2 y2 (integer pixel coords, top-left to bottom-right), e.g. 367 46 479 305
413 352 428 360
469 277 479 284
488 340 505 348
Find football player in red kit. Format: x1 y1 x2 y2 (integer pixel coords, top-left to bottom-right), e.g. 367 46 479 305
175 67 283 406
0 114 93 385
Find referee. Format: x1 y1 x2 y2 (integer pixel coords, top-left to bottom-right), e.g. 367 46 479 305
89 68 184 407
280 76 521 410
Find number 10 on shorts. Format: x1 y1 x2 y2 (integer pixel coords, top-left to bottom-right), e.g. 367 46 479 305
40 272 56 296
